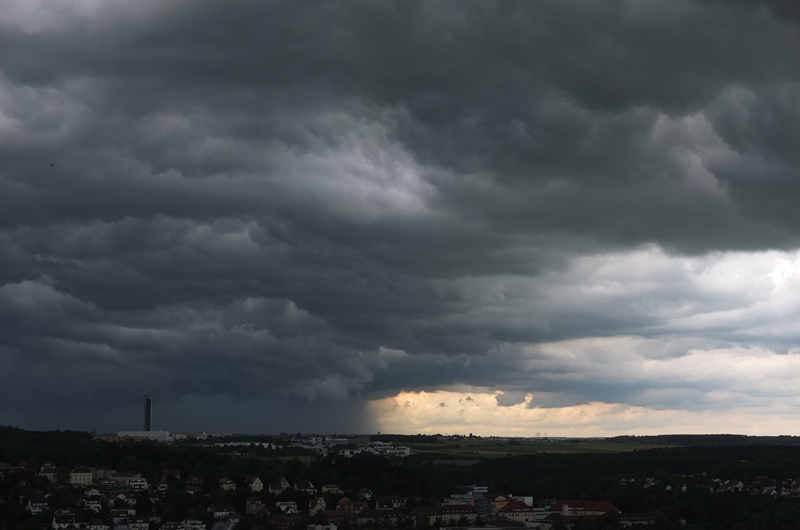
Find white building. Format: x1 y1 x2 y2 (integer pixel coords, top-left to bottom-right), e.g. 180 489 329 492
129 477 149 491
117 430 173 442
70 467 93 486
110 472 143 487
52 510 78 529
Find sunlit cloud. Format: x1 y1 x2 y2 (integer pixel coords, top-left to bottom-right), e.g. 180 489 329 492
370 390 800 437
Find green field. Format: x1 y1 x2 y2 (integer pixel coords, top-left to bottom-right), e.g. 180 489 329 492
406 438 675 462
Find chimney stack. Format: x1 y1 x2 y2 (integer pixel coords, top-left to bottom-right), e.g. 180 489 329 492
143 394 152 431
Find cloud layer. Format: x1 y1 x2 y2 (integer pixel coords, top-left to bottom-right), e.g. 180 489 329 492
2 0 800 434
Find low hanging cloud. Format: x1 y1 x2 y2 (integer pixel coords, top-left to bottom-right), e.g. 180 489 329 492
1 0 800 433
370 389 800 437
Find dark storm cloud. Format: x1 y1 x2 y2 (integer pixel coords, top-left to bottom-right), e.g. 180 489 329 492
1 0 800 432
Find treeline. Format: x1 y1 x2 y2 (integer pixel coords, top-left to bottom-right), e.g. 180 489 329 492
0 426 98 466
446 445 800 496
610 434 800 446
197 434 287 445
370 434 442 444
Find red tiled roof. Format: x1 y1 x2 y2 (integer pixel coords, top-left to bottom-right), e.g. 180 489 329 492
499 500 533 512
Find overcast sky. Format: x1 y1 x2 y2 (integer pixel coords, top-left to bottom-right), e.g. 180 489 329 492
2 0 800 435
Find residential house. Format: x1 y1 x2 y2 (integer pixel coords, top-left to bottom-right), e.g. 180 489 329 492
307 525 337 530
107 492 137 507
186 473 203 494
52 510 81 530
276 501 298 514
70 466 93 486
129 476 149 491
209 505 235 519
616 511 660 527
248 477 264 492
322 485 343 494
337 497 367 519
211 523 236 530
246 497 264 515
485 492 511 511
113 508 136 524
27 495 50 514
295 480 317 494
269 477 291 494
87 519 109 530
180 519 207 530
96 480 118 492
358 488 373 501
219 478 236 491
83 493 102 513
13 460 28 473
309 497 326 514
110 471 142 488
723 480 744 492
92 467 115 481
410 505 478 525
129 515 150 530
40 461 58 482
497 500 535 523
84 499 102 513
790 480 800 495
376 495 405 510
270 514 304 530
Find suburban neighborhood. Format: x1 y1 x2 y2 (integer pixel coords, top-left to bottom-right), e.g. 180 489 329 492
4 427 800 530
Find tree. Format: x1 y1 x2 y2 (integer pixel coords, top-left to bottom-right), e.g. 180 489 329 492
16 518 44 530
235 519 254 530
119 455 137 471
